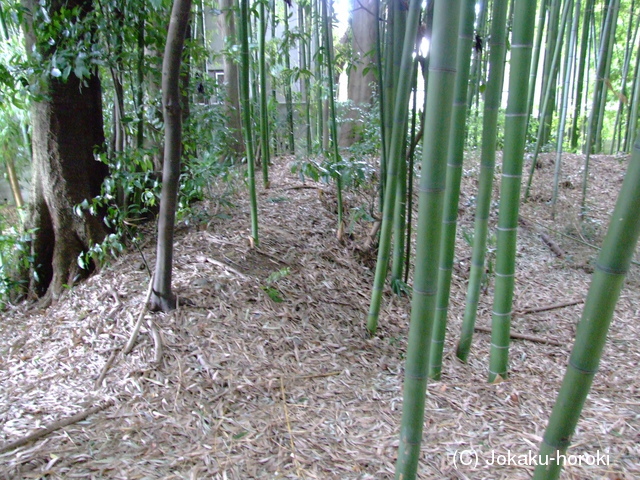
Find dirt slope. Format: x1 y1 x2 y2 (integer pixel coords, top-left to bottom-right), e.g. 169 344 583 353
0 153 638 479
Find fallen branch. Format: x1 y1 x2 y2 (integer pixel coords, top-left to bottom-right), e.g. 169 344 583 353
518 298 584 315
284 184 325 191
474 326 564 347
0 400 114 454
540 232 565 258
521 215 640 267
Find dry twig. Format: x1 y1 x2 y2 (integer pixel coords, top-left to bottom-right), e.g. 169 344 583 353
474 326 564 347
280 376 304 478
123 275 154 355
0 400 114 454
518 298 584 315
94 348 119 389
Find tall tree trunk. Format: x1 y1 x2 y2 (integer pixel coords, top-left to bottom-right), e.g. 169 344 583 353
150 0 192 312
338 0 377 147
219 0 244 158
21 0 109 301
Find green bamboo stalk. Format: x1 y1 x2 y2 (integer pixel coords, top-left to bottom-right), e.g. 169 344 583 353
382 1 398 164
366 0 422 334
551 0 578 218
527 0 549 119
258 0 270 188
467 0 488 110
624 40 640 151
375 0 387 211
391 130 408 290
312 0 323 151
581 0 619 216
283 0 295 154
487 0 537 383
298 1 312 156
524 0 572 201
427 0 476 380
394 0 460 477
593 0 618 154
321 0 344 238
456 0 509 364
610 0 637 153
403 61 420 284
533 135 640 480
0 1 9 39
467 0 489 147
538 0 562 145
389 1 409 288
270 0 279 159
570 0 594 149
239 0 259 245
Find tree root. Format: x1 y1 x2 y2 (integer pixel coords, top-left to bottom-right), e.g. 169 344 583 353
94 348 119 390
123 275 154 355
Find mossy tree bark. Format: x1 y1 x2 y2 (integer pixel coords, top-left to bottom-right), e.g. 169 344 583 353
21 0 109 301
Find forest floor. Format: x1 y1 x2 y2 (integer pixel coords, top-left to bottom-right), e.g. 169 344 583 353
0 150 639 479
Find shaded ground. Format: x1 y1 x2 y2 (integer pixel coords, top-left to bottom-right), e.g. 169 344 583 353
0 151 638 479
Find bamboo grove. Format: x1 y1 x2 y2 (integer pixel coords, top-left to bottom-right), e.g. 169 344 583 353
1 0 640 478
220 0 640 476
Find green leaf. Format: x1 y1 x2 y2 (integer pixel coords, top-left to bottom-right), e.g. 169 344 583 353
261 286 284 303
